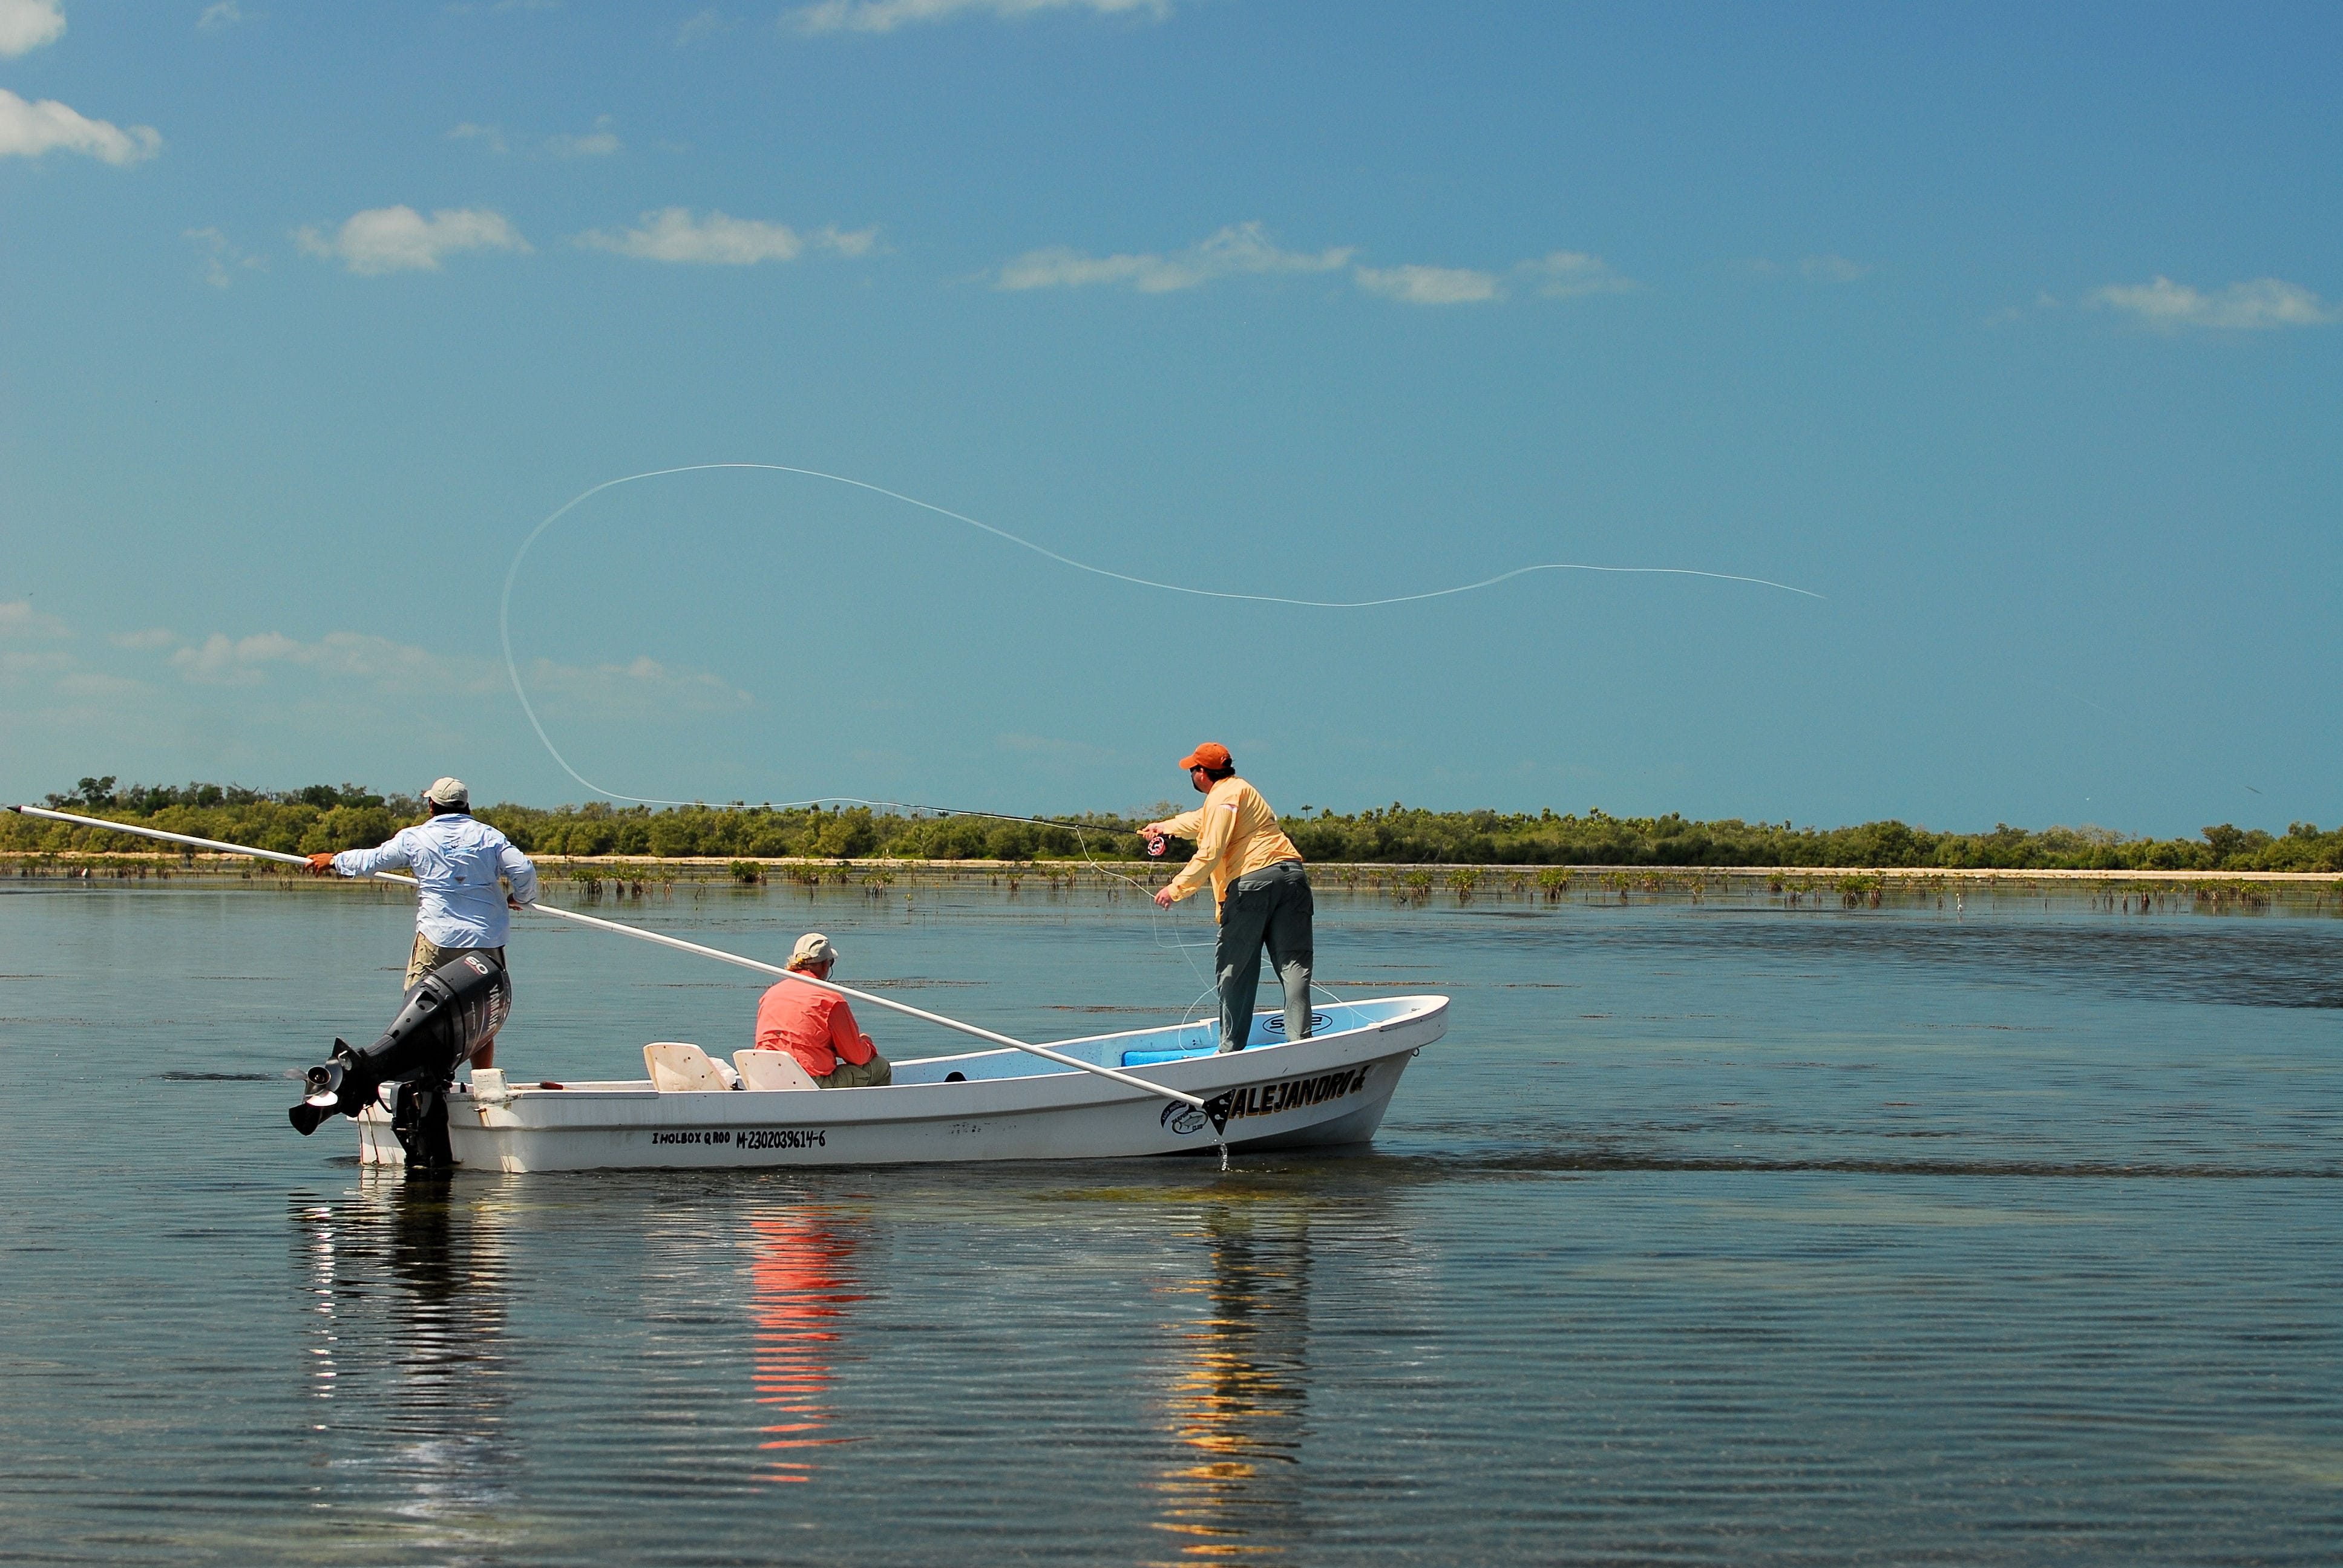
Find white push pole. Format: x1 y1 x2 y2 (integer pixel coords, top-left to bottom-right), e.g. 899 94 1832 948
8 803 1210 1111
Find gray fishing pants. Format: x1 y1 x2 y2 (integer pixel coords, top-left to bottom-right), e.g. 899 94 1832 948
1216 860 1314 1051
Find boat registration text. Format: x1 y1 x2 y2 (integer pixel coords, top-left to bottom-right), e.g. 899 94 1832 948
649 1128 829 1150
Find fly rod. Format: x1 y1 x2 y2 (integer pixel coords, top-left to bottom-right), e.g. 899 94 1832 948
8 803 1213 1114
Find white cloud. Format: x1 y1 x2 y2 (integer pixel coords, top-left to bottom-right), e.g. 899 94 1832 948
1800 253 1869 283
0 647 74 682
54 667 148 699
790 0 1168 34
995 731 1118 766
576 207 874 264
296 206 529 275
152 624 747 716
184 227 264 287
546 115 620 157
0 88 162 165
1001 231 1630 307
676 7 726 43
2086 275 2337 332
0 599 71 639
1985 292 2065 327
197 1 251 30
1738 255 1869 286
448 121 510 155
171 630 494 690
1354 263 1504 305
0 604 158 707
1520 250 1631 298
109 627 179 650
997 222 1354 293
523 655 751 714
0 0 64 57
0 603 165 713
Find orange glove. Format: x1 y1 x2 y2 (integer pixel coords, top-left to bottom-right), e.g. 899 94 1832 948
306 852 337 877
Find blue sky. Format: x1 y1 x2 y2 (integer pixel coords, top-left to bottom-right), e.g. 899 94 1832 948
2 0 2336 837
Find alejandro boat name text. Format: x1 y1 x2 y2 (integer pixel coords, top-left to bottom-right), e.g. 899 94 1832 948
1226 1065 1372 1122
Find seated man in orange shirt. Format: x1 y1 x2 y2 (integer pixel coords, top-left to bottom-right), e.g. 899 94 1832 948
752 932 892 1088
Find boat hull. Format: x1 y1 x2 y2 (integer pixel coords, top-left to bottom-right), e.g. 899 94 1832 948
354 995 1446 1172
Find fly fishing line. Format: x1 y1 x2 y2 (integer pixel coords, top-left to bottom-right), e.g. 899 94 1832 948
497 461 1825 993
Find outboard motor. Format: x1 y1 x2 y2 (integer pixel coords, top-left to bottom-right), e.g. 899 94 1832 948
289 952 512 1170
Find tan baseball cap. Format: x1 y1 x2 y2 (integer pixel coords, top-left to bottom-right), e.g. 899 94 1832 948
424 777 470 808
791 932 837 968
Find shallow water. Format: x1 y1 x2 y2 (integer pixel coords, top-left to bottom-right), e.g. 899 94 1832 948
2 881 2338 1564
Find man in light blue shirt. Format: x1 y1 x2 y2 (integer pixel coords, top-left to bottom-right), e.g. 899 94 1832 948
307 776 538 1067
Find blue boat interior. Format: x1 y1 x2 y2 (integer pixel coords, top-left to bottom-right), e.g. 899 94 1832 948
890 996 1421 1085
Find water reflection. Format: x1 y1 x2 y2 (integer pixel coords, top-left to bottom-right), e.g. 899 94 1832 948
291 1172 514 1552
1150 1203 1312 1562
746 1210 868 1484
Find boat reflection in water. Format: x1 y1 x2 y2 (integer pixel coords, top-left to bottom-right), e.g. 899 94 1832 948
291 1172 515 1553
746 1210 868 1484
1150 1202 1313 1563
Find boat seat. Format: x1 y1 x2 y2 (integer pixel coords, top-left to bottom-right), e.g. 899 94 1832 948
733 1048 821 1092
1121 1045 1219 1067
644 1042 735 1093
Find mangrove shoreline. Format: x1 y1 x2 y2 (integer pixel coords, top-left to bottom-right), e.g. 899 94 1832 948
10 851 2335 917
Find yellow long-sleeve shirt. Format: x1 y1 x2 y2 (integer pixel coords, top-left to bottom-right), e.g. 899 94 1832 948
1159 777 1302 920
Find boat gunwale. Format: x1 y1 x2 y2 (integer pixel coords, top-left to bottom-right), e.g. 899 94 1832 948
442 995 1447 1128
888 991 1445 1070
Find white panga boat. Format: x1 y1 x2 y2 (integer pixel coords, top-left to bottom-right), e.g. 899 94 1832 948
355 995 1447 1172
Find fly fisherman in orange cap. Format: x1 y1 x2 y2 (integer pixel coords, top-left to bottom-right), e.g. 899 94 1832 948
1139 743 1314 1053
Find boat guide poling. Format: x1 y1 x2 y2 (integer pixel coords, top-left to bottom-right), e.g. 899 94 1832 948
5 801 1447 1171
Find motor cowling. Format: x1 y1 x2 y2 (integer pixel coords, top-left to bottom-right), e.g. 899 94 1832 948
289 953 512 1168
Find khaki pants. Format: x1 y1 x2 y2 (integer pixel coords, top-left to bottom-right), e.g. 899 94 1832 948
816 1053 892 1089
407 933 505 990
407 936 506 1071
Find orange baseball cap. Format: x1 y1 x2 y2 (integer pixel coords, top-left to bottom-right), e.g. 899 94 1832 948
1178 742 1232 771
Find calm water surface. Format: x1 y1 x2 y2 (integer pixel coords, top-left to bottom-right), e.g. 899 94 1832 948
2 880 2338 1564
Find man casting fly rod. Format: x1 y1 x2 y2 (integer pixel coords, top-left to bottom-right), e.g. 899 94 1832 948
1140 743 1316 1053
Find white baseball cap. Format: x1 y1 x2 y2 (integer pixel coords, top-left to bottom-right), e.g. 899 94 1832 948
791 932 837 968
424 777 470 809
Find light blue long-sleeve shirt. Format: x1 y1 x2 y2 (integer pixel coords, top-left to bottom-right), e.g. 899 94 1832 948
333 814 539 948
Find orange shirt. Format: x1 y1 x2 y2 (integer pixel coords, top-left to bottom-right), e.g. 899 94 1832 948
1158 776 1302 920
755 978 876 1078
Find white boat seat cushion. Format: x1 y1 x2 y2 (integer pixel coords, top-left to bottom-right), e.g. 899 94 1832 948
644 1042 735 1093
733 1048 821 1092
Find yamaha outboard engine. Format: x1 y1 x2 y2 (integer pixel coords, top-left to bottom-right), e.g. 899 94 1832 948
289 952 512 1170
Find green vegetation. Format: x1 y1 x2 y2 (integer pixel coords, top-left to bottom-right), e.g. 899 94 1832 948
15 776 414 857
8 776 2342 873
7 777 1136 862
1280 805 2343 873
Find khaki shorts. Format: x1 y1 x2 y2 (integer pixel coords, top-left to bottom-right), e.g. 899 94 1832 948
815 1053 892 1089
407 933 506 992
